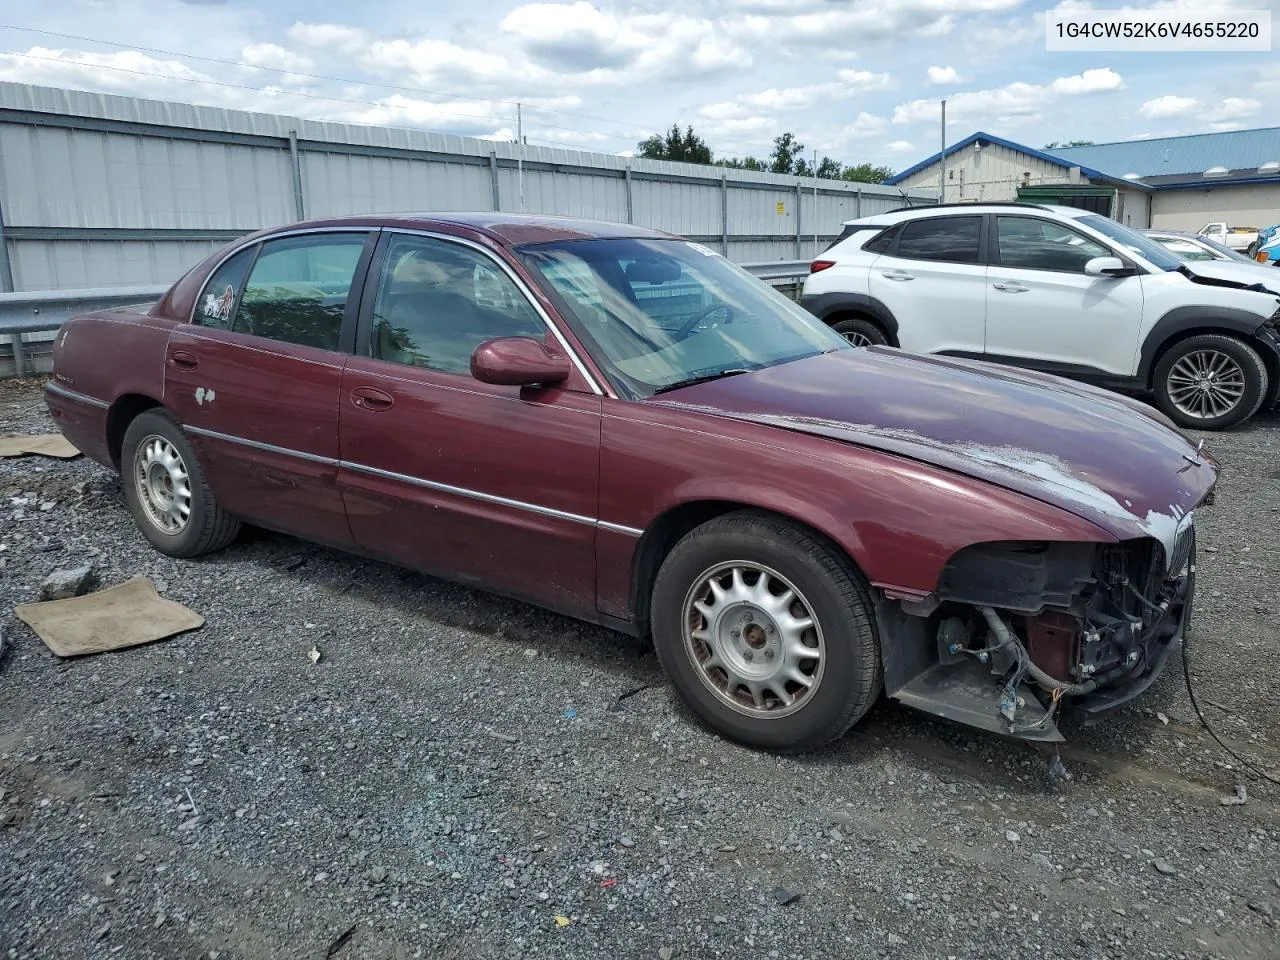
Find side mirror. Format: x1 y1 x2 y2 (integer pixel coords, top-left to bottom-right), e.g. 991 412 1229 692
1084 256 1130 277
471 336 571 387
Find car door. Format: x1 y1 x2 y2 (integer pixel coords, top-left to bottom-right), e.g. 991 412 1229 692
338 230 602 617
165 229 375 547
984 216 1144 378
866 214 987 356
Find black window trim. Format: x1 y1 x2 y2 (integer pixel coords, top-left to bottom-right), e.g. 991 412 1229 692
353 227 606 397
881 213 987 266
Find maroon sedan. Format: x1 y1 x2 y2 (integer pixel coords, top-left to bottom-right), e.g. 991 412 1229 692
47 214 1216 749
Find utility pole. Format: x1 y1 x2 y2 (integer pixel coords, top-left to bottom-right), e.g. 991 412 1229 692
939 100 947 205
812 148 819 257
517 102 525 213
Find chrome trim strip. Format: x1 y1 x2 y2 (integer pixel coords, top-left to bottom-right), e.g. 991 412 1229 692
184 425 340 466
183 424 642 535
597 519 644 537
382 227 607 398
46 380 109 409
343 459 599 526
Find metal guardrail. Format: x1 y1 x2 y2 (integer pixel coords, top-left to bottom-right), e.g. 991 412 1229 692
0 262 812 379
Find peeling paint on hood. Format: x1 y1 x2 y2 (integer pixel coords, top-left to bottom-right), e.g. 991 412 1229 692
651 349 1217 555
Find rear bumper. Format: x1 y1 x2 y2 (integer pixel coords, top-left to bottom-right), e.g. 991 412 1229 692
44 380 113 468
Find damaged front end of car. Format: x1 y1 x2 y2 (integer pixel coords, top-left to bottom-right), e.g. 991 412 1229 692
877 517 1197 742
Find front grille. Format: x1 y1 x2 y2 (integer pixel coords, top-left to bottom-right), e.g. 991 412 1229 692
1167 520 1195 578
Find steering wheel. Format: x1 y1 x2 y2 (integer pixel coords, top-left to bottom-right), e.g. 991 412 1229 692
675 303 734 339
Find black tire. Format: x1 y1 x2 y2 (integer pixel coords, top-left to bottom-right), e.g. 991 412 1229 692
1152 334 1269 431
650 511 881 753
121 408 241 558
831 316 889 348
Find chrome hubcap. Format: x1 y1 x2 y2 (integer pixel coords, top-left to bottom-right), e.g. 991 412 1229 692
682 563 824 718
134 435 192 534
1167 349 1246 420
841 331 872 347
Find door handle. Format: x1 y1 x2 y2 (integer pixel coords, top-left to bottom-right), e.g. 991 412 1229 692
992 281 1030 293
881 271 915 282
169 350 199 370
351 386 394 411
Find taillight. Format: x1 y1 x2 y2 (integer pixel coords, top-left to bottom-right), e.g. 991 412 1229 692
810 260 836 273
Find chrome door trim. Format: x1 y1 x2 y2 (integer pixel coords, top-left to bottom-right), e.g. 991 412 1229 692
184 424 340 466
180 425 643 537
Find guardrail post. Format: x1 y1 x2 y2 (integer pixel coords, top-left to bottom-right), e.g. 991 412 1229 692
625 164 634 224
10 332 26 378
720 173 729 255
489 151 501 211
794 181 803 259
0 201 14 293
288 130 306 221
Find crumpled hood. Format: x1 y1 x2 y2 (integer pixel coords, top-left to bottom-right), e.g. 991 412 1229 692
652 349 1217 556
1179 259 1280 298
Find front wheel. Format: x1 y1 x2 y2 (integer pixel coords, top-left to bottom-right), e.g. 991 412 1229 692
831 317 888 348
650 512 881 752
122 408 241 558
1153 334 1269 430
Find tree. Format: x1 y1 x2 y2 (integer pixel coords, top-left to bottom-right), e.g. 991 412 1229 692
841 162 895 184
816 156 844 179
636 124 712 164
1043 140 1094 149
769 132 805 175
715 156 767 171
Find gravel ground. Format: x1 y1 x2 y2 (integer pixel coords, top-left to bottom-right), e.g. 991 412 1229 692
1 376 1278 960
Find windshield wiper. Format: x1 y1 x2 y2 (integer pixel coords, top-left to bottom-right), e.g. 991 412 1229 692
651 368 753 395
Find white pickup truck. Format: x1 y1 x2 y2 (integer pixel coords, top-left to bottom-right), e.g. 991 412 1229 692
1199 221 1259 252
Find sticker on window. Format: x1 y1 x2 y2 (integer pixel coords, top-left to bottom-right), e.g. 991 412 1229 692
202 285 236 323
685 242 719 258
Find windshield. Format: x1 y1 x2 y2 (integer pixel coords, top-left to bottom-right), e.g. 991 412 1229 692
1079 215 1184 271
1194 234 1258 264
519 238 845 398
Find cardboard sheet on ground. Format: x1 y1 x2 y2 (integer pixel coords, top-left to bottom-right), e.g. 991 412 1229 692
0 433 80 458
14 577 204 658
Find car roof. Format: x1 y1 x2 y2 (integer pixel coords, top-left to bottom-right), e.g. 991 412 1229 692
255 212 673 246
840 202 1098 227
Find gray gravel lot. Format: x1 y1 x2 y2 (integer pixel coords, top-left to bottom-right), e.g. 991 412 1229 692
1 376 1278 960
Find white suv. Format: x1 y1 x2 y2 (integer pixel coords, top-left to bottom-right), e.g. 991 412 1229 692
802 203 1280 430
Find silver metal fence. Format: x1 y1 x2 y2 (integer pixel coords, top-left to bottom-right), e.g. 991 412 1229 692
0 82 934 292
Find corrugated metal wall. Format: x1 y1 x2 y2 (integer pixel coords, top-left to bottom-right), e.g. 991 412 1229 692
0 82 935 291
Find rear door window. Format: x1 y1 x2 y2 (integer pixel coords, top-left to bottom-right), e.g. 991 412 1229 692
235 233 369 350
894 216 982 264
195 247 254 330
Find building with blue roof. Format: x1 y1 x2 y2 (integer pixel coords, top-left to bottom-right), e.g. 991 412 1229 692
886 128 1280 232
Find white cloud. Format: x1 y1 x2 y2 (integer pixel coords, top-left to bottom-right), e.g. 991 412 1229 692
737 70 890 111
886 139 915 152
927 66 963 85
731 0 1025 47
1256 64 1280 94
239 43 313 74
1138 95 1199 119
1207 97 1260 122
893 68 1123 126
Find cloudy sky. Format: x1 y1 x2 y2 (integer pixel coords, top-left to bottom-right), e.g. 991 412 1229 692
0 0 1276 171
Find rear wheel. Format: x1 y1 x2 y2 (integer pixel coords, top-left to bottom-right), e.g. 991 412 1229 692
650 512 880 752
831 317 888 348
122 409 241 558
1153 334 1268 430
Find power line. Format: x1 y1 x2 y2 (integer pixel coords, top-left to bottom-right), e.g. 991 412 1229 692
0 23 669 135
